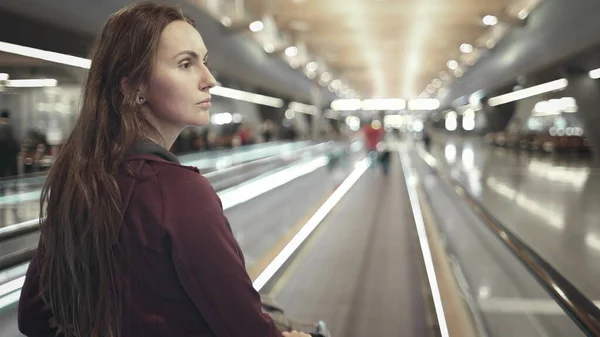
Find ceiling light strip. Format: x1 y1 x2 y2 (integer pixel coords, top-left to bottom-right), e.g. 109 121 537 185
0 41 91 69
488 79 569 107
0 41 285 108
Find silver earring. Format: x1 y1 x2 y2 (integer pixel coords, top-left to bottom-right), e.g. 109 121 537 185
138 96 145 103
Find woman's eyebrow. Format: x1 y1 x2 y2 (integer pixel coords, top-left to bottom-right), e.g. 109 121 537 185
172 50 199 60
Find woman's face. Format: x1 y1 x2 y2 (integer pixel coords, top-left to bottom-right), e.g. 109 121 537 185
141 20 217 141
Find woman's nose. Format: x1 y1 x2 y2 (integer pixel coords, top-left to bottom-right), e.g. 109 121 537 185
201 69 217 91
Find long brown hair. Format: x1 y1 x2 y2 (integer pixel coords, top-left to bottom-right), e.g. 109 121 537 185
38 3 194 337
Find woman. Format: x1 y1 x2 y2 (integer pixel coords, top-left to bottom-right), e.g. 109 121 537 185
17 2 310 337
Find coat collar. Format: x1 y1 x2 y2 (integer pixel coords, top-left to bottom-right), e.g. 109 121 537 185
128 139 180 164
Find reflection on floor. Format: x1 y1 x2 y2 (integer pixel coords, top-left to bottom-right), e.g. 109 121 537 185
420 133 600 301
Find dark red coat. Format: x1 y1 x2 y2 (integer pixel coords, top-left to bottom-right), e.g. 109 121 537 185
18 141 282 337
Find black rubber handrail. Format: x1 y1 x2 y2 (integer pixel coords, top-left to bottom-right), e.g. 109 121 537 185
422 154 600 337
0 246 36 271
0 219 40 243
0 142 336 244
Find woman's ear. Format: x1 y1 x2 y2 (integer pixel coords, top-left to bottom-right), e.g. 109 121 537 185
121 77 147 104
120 77 129 97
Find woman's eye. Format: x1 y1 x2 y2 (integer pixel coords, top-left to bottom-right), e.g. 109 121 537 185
180 61 191 69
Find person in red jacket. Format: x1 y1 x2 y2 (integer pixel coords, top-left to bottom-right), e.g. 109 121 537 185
17 3 311 337
362 119 384 155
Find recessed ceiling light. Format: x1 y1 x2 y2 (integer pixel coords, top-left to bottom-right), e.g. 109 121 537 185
483 15 498 26
285 46 298 57
249 21 264 32
460 43 473 53
306 61 319 72
518 10 529 20
321 72 332 82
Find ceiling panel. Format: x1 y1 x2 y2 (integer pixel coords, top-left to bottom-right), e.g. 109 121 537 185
244 0 519 99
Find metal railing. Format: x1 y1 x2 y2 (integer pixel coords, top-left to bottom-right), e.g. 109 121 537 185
0 247 36 272
0 141 331 244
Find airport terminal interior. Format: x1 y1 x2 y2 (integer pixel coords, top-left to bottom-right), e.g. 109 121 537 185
1 0 600 336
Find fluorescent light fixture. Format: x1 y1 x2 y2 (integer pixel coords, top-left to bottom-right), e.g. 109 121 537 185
361 98 406 111
532 97 578 116
249 20 264 32
445 111 458 131
408 98 440 111
488 78 568 107
253 158 369 291
0 41 286 108
334 98 407 111
0 41 91 69
589 68 600 79
210 86 284 108
289 101 317 115
331 99 361 111
0 73 8 81
6 79 57 88
462 110 475 131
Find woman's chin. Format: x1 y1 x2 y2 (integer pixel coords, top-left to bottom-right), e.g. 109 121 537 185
188 111 210 126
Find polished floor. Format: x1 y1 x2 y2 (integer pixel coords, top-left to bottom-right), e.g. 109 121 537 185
3 134 597 337
3 150 429 337
405 133 598 337
269 152 430 337
424 135 600 298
